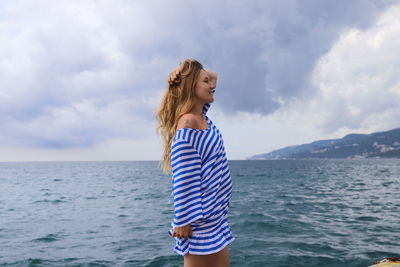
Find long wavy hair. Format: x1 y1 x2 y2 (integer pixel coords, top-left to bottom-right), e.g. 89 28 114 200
156 59 204 174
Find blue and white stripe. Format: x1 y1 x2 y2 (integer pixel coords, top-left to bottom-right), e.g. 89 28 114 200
167 102 235 256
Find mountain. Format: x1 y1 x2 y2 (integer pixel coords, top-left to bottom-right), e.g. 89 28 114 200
248 128 400 160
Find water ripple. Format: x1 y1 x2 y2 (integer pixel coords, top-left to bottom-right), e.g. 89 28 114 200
0 160 399 266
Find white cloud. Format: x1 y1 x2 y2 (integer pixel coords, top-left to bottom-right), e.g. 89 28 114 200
241 3 400 158
0 0 160 150
0 0 398 160
309 4 400 136
216 4 400 159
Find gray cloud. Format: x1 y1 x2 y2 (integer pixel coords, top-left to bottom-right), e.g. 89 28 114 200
198 0 397 114
308 5 400 134
0 0 397 149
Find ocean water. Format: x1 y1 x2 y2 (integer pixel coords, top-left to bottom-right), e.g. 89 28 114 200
0 159 399 267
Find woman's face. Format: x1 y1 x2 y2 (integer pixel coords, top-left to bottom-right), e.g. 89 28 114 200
193 69 215 104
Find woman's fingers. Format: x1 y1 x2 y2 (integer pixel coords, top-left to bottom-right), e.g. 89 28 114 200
172 229 182 238
206 70 218 88
206 70 217 80
168 66 181 85
168 71 175 84
172 225 192 239
172 232 191 239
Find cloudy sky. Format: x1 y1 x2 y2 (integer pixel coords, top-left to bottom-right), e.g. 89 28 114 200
1 0 399 161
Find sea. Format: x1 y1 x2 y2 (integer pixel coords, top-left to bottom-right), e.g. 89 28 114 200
0 159 399 267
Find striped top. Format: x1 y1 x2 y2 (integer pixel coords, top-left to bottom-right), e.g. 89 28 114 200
167 102 235 256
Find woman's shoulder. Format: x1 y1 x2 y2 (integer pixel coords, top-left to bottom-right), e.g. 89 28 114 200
176 112 211 131
176 113 199 130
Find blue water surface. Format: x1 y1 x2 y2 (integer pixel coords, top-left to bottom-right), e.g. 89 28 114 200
0 159 399 266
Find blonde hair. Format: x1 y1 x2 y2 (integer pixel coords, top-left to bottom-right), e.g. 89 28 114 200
156 59 204 174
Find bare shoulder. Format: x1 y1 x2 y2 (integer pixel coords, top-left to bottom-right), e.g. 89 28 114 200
176 114 199 130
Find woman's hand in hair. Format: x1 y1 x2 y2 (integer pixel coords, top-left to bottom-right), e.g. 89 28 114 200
172 224 193 239
168 65 182 86
206 70 218 89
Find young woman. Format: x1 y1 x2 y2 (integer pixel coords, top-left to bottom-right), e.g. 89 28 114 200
156 59 235 267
